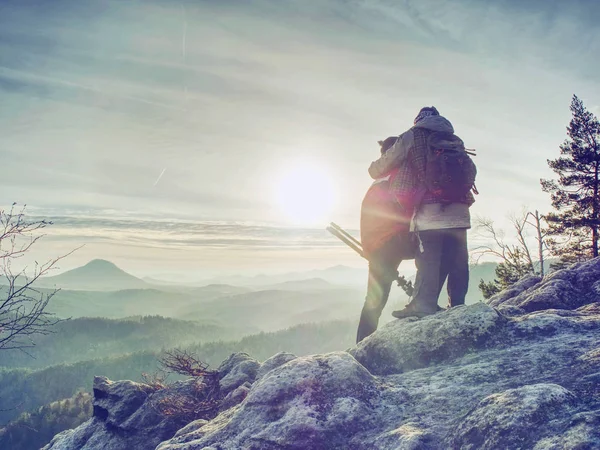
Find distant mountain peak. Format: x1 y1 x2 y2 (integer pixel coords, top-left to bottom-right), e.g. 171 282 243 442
39 258 148 291
74 259 131 276
83 259 120 268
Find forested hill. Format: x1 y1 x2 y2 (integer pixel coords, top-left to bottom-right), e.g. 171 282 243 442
0 316 240 370
0 319 355 426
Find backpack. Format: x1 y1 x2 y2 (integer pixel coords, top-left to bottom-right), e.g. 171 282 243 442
424 131 477 203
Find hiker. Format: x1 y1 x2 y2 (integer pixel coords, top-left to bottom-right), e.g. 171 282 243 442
356 137 416 343
368 106 476 319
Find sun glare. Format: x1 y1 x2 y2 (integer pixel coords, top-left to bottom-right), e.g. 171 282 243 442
274 162 337 226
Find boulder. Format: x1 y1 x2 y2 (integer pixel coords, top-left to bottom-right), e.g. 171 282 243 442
172 419 208 439
43 378 196 450
445 384 577 449
256 351 297 380
487 274 542 308
533 410 600 449
488 258 600 312
350 303 505 375
219 382 251 411
157 352 382 449
218 352 260 397
92 377 154 425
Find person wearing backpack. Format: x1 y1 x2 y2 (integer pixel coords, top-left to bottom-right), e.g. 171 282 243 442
368 106 476 319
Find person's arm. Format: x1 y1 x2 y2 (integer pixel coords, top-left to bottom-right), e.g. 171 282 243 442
368 130 414 179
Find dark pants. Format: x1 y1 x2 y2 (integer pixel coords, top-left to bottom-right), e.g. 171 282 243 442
411 228 469 312
356 235 407 343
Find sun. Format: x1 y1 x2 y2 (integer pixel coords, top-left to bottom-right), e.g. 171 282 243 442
273 162 337 226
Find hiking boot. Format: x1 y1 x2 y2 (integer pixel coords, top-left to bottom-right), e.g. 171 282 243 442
392 303 439 319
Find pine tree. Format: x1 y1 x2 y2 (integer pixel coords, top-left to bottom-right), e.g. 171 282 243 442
478 248 535 299
541 95 600 262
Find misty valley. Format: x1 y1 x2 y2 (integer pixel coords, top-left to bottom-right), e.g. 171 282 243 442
0 258 496 449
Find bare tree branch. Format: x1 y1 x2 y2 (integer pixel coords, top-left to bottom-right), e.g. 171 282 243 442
511 211 535 273
0 204 76 351
473 210 551 299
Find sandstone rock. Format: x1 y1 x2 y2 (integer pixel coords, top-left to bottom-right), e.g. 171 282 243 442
156 406 240 449
446 384 577 449
487 274 542 307
577 301 600 315
157 352 381 449
172 419 208 439
43 379 195 450
578 346 600 365
495 304 526 317
507 308 600 339
256 351 297 380
369 422 435 450
488 257 600 312
350 303 505 375
218 352 260 397
92 376 154 426
219 382 251 411
533 410 600 449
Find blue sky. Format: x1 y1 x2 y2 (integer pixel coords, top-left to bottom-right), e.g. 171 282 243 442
1 0 599 279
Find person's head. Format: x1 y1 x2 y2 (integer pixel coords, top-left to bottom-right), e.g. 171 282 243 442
377 136 398 154
414 106 439 125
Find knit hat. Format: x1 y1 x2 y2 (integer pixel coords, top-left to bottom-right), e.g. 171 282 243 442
414 106 439 125
377 136 398 154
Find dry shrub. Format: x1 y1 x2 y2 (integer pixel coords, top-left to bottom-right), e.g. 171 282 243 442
141 370 168 391
149 349 221 421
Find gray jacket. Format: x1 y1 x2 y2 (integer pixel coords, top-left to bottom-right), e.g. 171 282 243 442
368 116 454 179
368 115 471 231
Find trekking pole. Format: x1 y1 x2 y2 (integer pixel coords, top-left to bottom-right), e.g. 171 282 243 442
326 222 414 297
329 222 362 249
326 224 364 258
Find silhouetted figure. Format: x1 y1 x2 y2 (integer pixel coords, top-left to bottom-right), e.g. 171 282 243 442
368 107 476 320
356 137 415 343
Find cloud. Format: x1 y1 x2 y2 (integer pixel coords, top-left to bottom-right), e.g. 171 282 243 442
13 209 366 277
29 212 347 251
2 0 599 273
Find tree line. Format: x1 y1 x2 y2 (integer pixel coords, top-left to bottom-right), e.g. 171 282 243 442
0 319 354 426
0 315 233 370
477 95 600 298
0 391 92 450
